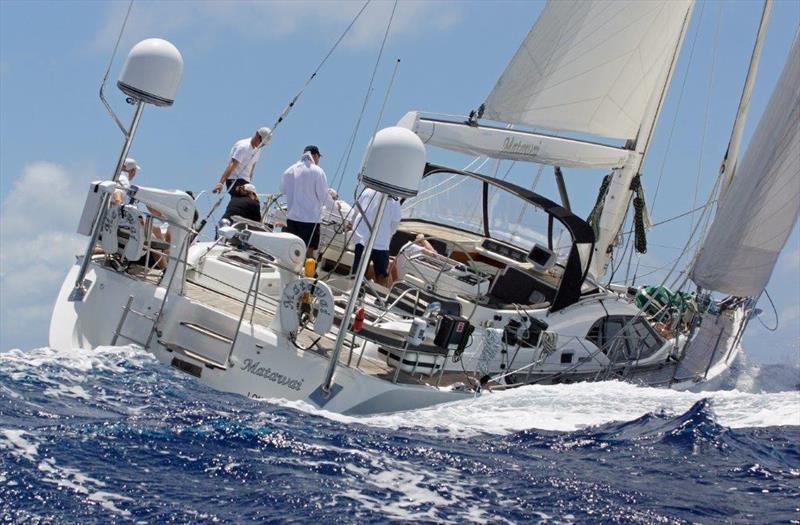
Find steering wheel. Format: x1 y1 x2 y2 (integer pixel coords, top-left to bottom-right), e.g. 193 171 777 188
399 234 486 320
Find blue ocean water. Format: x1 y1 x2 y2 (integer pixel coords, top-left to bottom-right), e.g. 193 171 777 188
1 346 798 524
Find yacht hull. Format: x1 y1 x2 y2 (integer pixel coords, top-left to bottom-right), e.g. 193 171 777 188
50 261 471 415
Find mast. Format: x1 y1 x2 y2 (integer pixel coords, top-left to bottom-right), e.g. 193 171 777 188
588 3 695 279
718 0 773 201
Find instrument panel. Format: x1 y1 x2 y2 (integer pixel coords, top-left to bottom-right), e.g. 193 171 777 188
480 239 529 264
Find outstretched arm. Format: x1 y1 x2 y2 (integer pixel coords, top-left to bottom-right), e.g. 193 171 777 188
214 159 239 193
317 173 336 210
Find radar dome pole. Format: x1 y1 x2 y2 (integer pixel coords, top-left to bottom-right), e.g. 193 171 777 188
319 126 426 397
72 39 183 300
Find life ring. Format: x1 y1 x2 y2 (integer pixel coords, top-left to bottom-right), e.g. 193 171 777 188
279 278 335 338
100 204 146 261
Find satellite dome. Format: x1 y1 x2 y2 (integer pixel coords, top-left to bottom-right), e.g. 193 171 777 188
117 38 183 107
360 126 426 198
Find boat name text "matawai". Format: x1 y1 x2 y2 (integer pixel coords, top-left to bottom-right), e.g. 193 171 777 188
501 137 541 157
241 359 304 391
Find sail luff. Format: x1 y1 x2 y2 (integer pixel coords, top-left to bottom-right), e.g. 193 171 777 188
690 30 800 297
718 0 773 202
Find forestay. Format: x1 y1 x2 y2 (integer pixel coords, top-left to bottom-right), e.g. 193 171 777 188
691 32 800 297
483 0 693 141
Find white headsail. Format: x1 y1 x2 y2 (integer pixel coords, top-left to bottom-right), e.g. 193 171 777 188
691 32 800 297
483 0 694 141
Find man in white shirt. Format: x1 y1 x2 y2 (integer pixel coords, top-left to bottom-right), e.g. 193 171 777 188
213 127 272 194
349 187 402 286
112 158 139 205
279 145 337 257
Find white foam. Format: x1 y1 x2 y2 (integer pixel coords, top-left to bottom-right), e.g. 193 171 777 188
288 381 800 437
38 457 132 517
43 384 91 401
0 345 152 375
86 491 134 517
0 429 39 461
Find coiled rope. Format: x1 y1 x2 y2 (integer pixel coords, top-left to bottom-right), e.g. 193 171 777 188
629 174 648 254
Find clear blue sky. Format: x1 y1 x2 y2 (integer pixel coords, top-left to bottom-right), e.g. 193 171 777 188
1 0 798 365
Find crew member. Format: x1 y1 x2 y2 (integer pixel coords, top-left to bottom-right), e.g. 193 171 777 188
349 187 402 287
222 183 262 223
279 145 337 257
392 233 437 282
112 158 139 205
213 127 271 194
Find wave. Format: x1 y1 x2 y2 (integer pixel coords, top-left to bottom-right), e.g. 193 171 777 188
691 353 800 394
2 346 799 524
2 345 798 439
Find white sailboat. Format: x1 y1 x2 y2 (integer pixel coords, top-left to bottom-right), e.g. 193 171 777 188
49 0 799 415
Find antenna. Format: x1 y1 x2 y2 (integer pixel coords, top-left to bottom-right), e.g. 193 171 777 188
72 38 185 300
117 38 184 106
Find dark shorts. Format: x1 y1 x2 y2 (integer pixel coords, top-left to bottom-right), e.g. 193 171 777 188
352 243 390 277
284 219 320 250
225 178 248 194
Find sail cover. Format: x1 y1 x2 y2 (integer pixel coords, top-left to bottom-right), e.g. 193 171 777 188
483 0 693 140
691 32 800 297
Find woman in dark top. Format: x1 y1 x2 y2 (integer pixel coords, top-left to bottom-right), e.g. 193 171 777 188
222 183 261 223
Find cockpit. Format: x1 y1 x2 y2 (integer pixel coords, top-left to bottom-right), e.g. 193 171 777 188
389 163 597 312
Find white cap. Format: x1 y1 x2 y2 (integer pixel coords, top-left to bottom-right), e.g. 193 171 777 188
257 127 272 146
242 183 257 194
123 158 140 171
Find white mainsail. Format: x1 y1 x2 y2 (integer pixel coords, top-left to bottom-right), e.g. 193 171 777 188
691 32 800 297
483 0 693 141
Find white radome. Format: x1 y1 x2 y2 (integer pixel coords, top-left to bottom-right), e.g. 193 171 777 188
360 126 426 198
117 38 183 106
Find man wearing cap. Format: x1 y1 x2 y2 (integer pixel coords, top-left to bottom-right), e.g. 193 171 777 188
112 157 140 205
213 127 271 194
279 145 337 257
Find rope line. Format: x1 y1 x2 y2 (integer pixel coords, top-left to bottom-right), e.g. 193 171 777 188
271 0 372 132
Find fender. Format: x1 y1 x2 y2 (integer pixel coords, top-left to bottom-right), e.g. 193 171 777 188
279 278 335 338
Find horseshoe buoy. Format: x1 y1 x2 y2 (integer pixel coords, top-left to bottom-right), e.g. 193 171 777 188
100 204 146 261
279 278 335 338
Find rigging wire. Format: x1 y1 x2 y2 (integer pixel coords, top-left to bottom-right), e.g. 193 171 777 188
195 2 372 236
307 0 397 274
756 289 779 332
688 2 723 237
99 0 135 136
314 57 401 268
648 1 706 218
330 0 399 193
370 59 402 145
270 0 372 133
621 202 717 236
